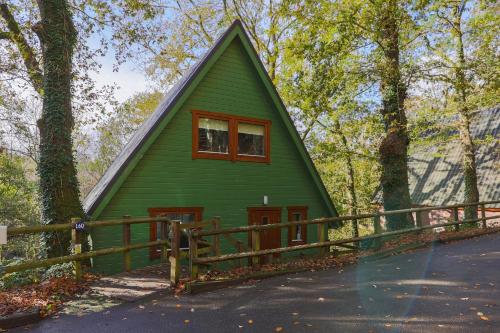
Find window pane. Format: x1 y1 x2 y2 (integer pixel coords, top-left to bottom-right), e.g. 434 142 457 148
292 213 302 241
238 123 265 156
198 118 229 153
181 213 195 223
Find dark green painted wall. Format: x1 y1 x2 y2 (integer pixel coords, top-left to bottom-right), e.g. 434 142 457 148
90 39 331 274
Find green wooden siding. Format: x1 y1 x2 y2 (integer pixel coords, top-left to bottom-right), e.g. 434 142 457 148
90 39 331 274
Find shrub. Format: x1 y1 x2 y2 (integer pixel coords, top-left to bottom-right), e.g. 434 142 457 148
42 263 74 280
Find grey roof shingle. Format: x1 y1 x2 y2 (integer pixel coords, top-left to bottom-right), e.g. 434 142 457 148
374 106 500 207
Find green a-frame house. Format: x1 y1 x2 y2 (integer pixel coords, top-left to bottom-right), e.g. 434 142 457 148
84 20 337 274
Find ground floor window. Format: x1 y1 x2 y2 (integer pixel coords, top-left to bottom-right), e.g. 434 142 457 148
287 206 308 246
148 207 203 259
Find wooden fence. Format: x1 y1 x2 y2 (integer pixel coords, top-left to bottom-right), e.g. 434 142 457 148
1 200 499 285
188 200 500 280
1 216 217 284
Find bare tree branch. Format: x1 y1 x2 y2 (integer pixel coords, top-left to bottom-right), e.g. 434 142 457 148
0 3 43 94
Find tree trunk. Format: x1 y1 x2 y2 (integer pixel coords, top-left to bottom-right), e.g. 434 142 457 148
376 0 413 230
452 3 479 221
334 120 358 238
36 0 83 258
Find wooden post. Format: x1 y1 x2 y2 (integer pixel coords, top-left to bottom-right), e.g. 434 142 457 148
188 228 199 280
122 215 131 272
212 217 221 270
453 207 460 232
352 218 359 248
71 217 82 281
160 220 169 263
415 211 422 228
170 221 181 284
480 204 487 228
317 221 327 255
236 241 243 268
373 215 381 250
251 229 260 268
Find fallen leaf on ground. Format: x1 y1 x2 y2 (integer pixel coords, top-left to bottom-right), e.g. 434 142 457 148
275 327 283 332
480 316 489 321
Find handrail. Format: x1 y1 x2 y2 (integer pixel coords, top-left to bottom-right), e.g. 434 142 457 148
192 214 500 264
194 200 500 237
6 216 218 236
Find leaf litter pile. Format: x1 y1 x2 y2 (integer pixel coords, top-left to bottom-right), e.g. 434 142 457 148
0 273 99 318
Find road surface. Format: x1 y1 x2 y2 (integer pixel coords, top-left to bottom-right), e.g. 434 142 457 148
14 233 500 333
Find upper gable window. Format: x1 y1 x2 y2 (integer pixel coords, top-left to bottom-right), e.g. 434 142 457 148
192 110 270 163
198 118 229 154
237 122 265 156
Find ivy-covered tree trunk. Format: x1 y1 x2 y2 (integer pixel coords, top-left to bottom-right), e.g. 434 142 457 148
35 0 83 257
376 0 413 230
452 3 479 221
334 120 359 237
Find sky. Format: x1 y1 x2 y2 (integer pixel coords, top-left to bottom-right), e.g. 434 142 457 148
87 35 150 105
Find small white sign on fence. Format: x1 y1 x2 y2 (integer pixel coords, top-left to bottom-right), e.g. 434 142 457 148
0 225 7 245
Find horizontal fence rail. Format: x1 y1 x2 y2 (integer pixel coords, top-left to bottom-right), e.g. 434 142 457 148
1 216 220 283
1 200 499 285
192 214 500 265
194 200 500 237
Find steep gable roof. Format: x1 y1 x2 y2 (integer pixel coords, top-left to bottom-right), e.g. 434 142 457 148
84 20 337 217
373 106 499 208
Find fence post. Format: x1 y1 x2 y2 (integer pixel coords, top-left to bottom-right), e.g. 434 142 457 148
188 228 199 280
415 211 422 228
71 217 82 281
481 204 487 228
170 220 181 284
318 221 327 255
453 207 460 232
236 241 243 268
251 228 260 268
373 214 381 250
122 215 131 272
212 217 221 270
160 219 169 263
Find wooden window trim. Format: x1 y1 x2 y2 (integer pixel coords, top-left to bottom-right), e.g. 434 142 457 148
287 206 308 246
192 110 232 161
192 110 271 163
148 207 203 259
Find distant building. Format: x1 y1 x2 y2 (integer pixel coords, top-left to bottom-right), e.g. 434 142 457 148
373 106 499 226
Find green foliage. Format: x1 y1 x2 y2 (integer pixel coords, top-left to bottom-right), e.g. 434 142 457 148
42 262 74 280
0 260 43 290
79 91 163 195
0 153 39 227
0 153 40 260
0 262 73 290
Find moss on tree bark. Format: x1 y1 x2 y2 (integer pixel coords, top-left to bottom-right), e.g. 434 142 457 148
376 0 413 230
36 0 83 257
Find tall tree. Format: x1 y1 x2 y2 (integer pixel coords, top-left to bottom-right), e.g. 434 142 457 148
373 0 413 229
0 1 82 257
450 1 479 220
418 0 499 219
321 0 419 229
281 1 383 234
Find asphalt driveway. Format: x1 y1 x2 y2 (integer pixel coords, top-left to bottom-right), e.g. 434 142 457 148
14 233 500 333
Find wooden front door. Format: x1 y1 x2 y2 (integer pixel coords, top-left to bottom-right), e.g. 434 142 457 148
248 207 281 264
